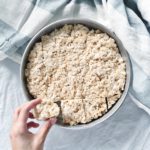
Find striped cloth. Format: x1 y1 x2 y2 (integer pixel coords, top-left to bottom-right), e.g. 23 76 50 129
0 0 150 114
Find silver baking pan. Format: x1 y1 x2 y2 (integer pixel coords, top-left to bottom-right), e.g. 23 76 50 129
20 18 132 129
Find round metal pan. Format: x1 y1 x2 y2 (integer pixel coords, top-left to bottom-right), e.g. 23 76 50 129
20 18 131 129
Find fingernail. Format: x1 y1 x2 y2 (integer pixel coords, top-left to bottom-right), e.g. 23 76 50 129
50 118 57 125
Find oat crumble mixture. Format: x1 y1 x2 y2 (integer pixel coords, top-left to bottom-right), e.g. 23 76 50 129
25 24 126 125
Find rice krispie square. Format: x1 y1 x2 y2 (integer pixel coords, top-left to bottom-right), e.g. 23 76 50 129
61 99 86 125
83 98 107 123
33 100 60 120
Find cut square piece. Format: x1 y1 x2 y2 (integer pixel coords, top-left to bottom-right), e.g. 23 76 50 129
33 100 60 120
83 98 107 123
61 99 86 125
107 93 121 109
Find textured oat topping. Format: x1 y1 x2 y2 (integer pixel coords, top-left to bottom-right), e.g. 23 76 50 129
32 101 60 120
25 24 126 125
61 99 86 125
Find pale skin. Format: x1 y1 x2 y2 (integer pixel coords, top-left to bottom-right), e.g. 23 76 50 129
10 99 56 150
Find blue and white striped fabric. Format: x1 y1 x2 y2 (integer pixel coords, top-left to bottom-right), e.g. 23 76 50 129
0 0 150 118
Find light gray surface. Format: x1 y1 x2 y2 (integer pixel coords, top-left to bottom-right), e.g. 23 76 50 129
21 18 131 129
0 58 150 150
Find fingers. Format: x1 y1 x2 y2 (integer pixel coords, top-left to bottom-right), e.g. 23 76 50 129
11 99 42 138
13 108 34 122
18 99 41 123
27 121 39 129
36 118 56 143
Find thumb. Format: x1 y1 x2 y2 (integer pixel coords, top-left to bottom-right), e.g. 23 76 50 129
36 118 56 143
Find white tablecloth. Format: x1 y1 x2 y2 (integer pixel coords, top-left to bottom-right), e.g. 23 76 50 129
0 58 150 150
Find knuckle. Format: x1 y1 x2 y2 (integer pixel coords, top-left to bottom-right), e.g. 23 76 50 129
17 127 25 135
17 122 23 127
18 129 25 135
22 105 29 112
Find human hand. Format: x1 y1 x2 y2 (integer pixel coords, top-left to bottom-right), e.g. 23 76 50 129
10 99 56 150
